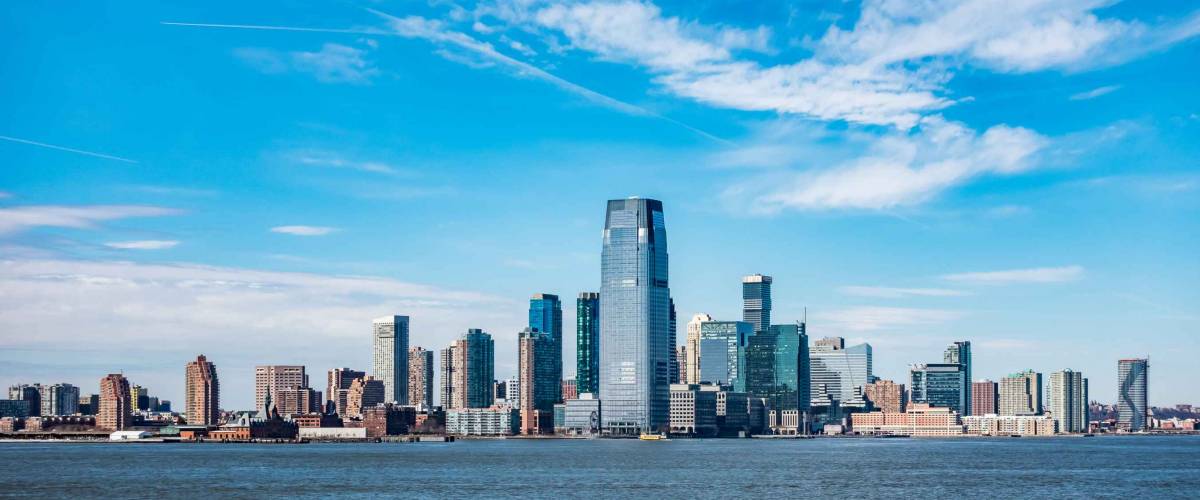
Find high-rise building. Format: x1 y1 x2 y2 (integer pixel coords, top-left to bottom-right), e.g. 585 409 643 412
909 364 966 415
504 376 520 409
1047 369 1089 433
276 386 322 415
185 354 220 426
130 385 149 412
972 380 998 416
675 345 688 386
408 347 434 408
576 292 601 395
1117 359 1148 432
98 374 132 431
346 376 385 418
742 274 772 333
78 394 99 416
529 294 563 402
519 327 557 434
440 345 459 409
685 313 713 384
809 338 873 404
999 370 1043 416
326 368 366 417
7 385 40 417
39 383 80 416
255 365 308 412
668 298 678 384
373 315 410 404
698 321 755 391
746 322 810 423
443 329 495 409
943 341 971 416
599 197 671 434
863 379 907 413
562 379 578 401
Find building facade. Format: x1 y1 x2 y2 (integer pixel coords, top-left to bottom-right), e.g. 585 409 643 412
999 370 1043 416
943 341 971 416
972 380 998 416
668 298 678 385
255 365 308 413
39 383 80 416
564 393 601 435
440 345 459 409
849 403 965 436
462 329 495 408
276 387 321 415
529 294 563 402
910 363 966 415
863 379 907 413
372 315 410 404
1047 369 1089 433
408 347 434 408
745 322 810 428
668 384 718 437
742 274 772 332
810 338 873 404
675 345 688 387
697 321 754 391
1117 359 1148 432
963 414 1055 436
685 313 713 384
7 385 40 417
185 354 220 426
561 379 578 401
575 292 601 395
98 374 132 431
518 327 557 434
445 407 519 436
326 368 366 417
346 376 385 418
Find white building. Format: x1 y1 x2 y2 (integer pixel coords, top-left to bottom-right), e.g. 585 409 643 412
1047 370 1089 433
109 430 152 441
446 407 518 436
298 427 368 440
685 313 713 384
373 316 410 404
963 414 1056 436
810 338 873 404
669 384 717 436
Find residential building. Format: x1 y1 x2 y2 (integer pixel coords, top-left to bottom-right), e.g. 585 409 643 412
675 345 688 385
599 197 671 435
445 407 519 436
849 403 965 436
326 368 366 417
561 379 578 401
685 313 713 384
462 329 495 408
98 374 132 431
39 383 79 416
364 403 416 437
698 321 754 391
408 347 434 408
440 345 459 409
742 274 772 332
131 385 148 412
276 386 321 415
255 365 308 413
345 376 385 418
863 379 907 413
668 384 718 437
810 338 873 404
575 292 601 395
518 327 557 435
1117 359 1149 432
999 370 1043 416
8 385 40 417
910 363 966 415
563 393 601 435
185 354 220 426
1047 369 1089 433
529 294 563 402
504 376 520 409
78 394 99 416
746 322 810 430
963 414 1056 436
373 315 410 404
943 341 972 415
972 380 998 416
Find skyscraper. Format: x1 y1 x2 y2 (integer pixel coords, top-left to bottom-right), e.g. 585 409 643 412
255 365 308 412
440 345 459 409
675 345 688 386
326 367 366 417
809 338 873 404
576 292 601 395
999 370 1043 416
742 274 772 332
373 315 410 404
408 347 434 408
39 383 79 416
697 321 754 391
185 354 219 426
446 329 496 409
519 327 557 434
909 364 966 415
599 197 670 434
1048 369 1088 433
943 341 971 416
972 380 998 415
1117 359 1148 431
668 297 678 384
746 322 810 421
685 313 713 384
98 374 131 431
529 294 563 402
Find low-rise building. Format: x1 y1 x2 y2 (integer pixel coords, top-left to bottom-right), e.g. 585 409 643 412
563 394 601 435
768 409 805 435
669 384 717 437
299 427 368 441
364 404 416 438
445 407 519 436
0 417 23 432
850 403 965 436
290 413 342 428
963 414 1057 436
109 430 153 441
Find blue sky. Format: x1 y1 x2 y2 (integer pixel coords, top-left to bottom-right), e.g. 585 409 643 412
1 1 1197 410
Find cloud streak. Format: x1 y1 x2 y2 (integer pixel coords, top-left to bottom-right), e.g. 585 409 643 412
839 286 970 298
942 265 1084 284
235 43 379 84
814 306 964 332
0 205 181 235
1070 85 1121 101
270 225 337 236
104 240 180 250
0 135 138 164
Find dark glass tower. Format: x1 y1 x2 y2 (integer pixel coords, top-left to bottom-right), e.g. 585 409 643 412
463 329 495 408
668 297 678 384
576 292 600 395
529 293 563 401
746 322 810 418
943 341 971 415
742 274 772 333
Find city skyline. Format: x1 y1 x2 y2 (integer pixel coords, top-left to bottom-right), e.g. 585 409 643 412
2 1 1198 409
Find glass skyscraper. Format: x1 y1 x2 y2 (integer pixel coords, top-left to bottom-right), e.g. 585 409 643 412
529 293 563 402
809 338 873 404
463 328 495 408
576 292 600 395
910 363 967 415
742 274 772 332
668 298 678 384
1117 358 1148 431
943 341 971 415
746 322 810 415
698 321 754 391
372 315 409 404
599 197 670 434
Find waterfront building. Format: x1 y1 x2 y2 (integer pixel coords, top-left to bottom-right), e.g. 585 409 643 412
669 298 678 384
363 403 416 437
863 379 907 413
699 384 750 436
529 294 563 402
562 379 578 401
518 327 557 435
7 385 40 417
972 380 998 416
78 394 99 416
346 376 385 418
1117 359 1149 432
0 400 31 418
255 365 308 413
185 354 220 426
668 384 718 437
943 341 972 415
576 292 601 395
599 197 671 435
810 338 873 404
408 347 434 408
98 374 132 431
372 315 410 404
742 274 772 332
910 363 966 415
564 393 602 435
963 414 1055 436
298 427 367 440
746 322 810 430
999 370 1043 416
276 386 321 415
685 313 713 384
698 321 754 391
326 368 366 417
445 407 519 436
1047 369 1089 433
849 403 965 436
462 329 495 408
39 383 79 416
554 403 566 433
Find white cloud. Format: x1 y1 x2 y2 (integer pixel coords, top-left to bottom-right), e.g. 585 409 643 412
270 225 337 236
0 205 181 235
287 150 403 175
104 240 180 250
839 286 969 298
1070 84 1121 101
942 265 1084 284
986 205 1033 218
814 306 963 332
235 43 379 84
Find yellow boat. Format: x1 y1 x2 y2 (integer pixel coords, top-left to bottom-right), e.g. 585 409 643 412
639 433 667 441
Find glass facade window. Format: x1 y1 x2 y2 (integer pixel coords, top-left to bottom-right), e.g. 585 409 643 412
746 323 810 416
529 294 563 402
576 292 601 395
910 363 966 415
697 321 754 392
943 341 971 416
809 340 873 404
741 274 772 333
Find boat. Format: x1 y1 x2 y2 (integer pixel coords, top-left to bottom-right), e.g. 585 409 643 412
639 433 668 441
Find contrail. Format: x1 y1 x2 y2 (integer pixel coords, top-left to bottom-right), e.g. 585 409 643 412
0 135 138 163
160 21 383 36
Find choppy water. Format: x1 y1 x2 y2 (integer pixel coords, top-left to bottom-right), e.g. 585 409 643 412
2 436 1198 498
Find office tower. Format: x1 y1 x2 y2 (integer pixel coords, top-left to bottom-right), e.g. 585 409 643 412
742 274 772 332
562 379 578 401
1117 359 1148 431
440 346 459 409
408 347 434 408
746 322 810 420
999 370 1043 416
809 338 873 404
863 379 907 413
972 380 999 415
576 292 601 395
1048 369 1089 433
697 321 754 391
326 368 366 417
8 385 41 417
685 313 713 384
599 197 671 434
668 384 718 437
668 298 678 384
675 345 688 386
529 294 563 402
346 376 385 418
98 374 132 431
909 364 966 415
519 328 557 434
39 383 79 416
445 329 496 409
943 341 972 415
185 354 220 426
373 315 410 404
255 365 308 412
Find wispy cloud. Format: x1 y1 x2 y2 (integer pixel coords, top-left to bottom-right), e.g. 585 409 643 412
105 240 180 250
0 191 11 199
839 286 970 298
986 205 1032 218
942 265 1084 284
815 306 964 332
287 150 404 175
270 225 337 236
1070 85 1121 101
0 135 138 163
234 43 379 84
0 205 181 235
